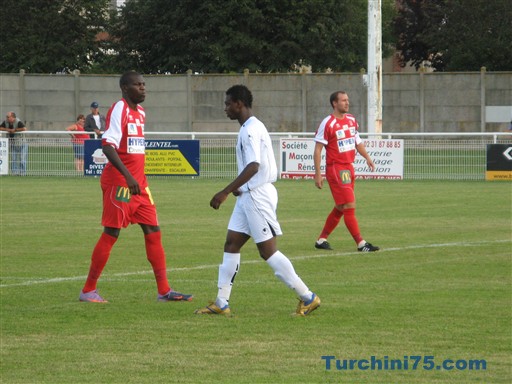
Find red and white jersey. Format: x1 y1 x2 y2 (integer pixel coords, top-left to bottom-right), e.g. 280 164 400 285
101 98 147 187
314 113 362 165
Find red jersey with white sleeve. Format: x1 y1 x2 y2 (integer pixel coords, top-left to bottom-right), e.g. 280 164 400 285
314 113 363 165
101 98 147 187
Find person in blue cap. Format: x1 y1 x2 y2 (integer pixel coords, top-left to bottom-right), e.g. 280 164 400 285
84 101 106 139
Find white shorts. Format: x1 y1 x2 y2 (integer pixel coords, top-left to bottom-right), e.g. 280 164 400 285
227 183 282 243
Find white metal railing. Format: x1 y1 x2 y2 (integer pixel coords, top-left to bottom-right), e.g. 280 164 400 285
1 131 511 180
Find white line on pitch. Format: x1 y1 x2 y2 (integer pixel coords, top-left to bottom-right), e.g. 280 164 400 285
0 239 509 289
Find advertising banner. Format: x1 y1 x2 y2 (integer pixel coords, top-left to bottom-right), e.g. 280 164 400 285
0 138 8 175
280 138 404 180
84 139 200 177
486 144 512 181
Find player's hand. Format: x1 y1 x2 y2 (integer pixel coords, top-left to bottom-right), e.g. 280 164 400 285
126 175 141 195
314 174 323 189
367 159 376 172
210 190 228 209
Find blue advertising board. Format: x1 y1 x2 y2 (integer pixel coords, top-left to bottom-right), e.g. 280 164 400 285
83 140 200 176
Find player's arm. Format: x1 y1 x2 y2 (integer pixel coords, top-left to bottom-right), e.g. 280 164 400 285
356 142 375 172
313 142 324 189
210 162 259 209
102 145 140 195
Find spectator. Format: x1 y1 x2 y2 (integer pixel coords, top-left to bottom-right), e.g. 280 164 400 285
84 101 106 139
0 111 28 175
65 114 89 171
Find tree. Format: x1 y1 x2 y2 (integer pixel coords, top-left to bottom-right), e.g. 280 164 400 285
106 0 396 73
0 0 111 73
393 0 512 71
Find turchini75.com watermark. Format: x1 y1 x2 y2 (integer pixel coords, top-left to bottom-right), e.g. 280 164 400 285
322 355 487 371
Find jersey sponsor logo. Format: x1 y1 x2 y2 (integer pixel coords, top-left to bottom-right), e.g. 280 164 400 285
127 123 138 135
336 129 346 139
115 186 131 202
339 170 352 184
337 137 356 153
127 137 145 154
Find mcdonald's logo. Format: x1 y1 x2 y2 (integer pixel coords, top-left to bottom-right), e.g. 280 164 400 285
115 186 131 203
340 170 351 184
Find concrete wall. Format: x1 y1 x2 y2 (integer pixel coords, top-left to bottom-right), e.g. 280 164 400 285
1 69 510 133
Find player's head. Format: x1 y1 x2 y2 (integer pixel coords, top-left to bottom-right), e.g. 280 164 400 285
120 71 140 87
120 71 146 105
330 91 348 108
330 91 349 115
226 85 253 108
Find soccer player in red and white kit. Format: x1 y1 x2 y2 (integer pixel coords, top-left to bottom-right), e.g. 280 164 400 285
313 91 380 252
79 71 193 303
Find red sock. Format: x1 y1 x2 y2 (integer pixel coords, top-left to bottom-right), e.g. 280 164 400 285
83 232 117 293
144 231 171 295
319 207 343 239
343 208 364 244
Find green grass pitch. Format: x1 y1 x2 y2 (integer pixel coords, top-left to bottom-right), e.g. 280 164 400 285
1 177 510 383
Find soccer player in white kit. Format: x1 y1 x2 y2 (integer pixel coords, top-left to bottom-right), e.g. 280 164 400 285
195 85 320 316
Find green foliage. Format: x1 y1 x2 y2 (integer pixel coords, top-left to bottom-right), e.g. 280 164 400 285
0 0 111 73
393 0 512 71
106 0 396 73
1 178 511 383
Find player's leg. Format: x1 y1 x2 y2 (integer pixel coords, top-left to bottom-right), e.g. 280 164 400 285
81 183 129 302
218 230 249 305
195 230 248 315
195 196 250 315
335 167 379 252
136 188 193 301
258 237 319 313
315 164 348 250
315 207 343 250
80 226 119 303
250 185 320 315
340 202 380 252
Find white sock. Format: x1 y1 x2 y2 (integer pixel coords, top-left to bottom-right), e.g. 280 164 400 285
215 252 240 308
266 251 313 301
358 240 366 248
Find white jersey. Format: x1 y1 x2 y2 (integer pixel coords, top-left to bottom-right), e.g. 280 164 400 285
236 116 277 192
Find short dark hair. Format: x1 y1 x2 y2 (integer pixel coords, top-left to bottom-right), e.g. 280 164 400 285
226 85 253 108
329 91 347 108
120 71 141 87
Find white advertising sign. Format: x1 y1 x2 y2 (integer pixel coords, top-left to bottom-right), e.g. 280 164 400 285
0 138 8 175
280 138 404 180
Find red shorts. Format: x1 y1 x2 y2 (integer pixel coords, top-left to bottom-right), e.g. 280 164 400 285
325 163 355 205
101 183 159 228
